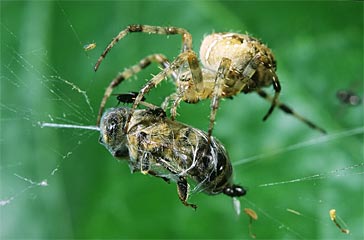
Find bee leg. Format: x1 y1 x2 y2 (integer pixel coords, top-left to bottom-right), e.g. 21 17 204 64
140 157 170 183
177 177 197 209
147 170 171 184
207 57 232 147
140 158 150 175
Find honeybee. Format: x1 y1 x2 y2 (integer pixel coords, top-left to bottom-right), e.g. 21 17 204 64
99 106 246 209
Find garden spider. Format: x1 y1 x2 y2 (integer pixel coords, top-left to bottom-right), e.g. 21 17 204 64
94 24 326 140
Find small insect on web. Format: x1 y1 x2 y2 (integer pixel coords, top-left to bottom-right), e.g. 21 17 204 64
93 24 327 149
114 92 145 104
83 43 96 51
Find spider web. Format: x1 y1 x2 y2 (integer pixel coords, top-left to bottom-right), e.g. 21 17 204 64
1 2 363 239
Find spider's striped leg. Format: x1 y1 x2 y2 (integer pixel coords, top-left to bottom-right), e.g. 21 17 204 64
186 51 204 92
170 95 183 121
256 89 327 134
96 54 171 125
242 53 282 121
262 75 280 121
161 93 183 120
95 24 193 71
161 93 177 111
124 51 202 131
168 51 204 120
207 57 232 145
260 54 281 121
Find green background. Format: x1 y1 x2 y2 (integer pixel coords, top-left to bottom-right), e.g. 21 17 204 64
1 1 363 239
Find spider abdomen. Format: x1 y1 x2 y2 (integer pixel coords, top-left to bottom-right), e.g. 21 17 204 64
200 33 276 74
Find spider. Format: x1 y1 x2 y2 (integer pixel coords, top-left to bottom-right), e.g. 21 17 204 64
94 24 326 140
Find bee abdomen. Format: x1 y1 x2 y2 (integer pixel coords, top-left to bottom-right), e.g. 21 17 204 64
188 141 234 195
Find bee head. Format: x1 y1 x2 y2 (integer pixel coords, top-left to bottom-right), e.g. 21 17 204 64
99 107 129 158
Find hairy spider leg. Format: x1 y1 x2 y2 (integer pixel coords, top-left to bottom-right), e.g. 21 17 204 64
187 52 204 92
170 95 183 120
96 54 171 125
94 24 193 71
124 51 203 132
256 89 327 134
207 57 233 146
262 73 281 121
259 53 282 121
161 93 177 112
167 51 204 120
161 93 183 120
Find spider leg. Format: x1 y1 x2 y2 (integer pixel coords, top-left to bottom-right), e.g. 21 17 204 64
186 51 204 92
207 57 232 145
262 68 281 121
242 53 282 122
171 50 204 105
96 54 171 125
242 53 261 79
256 89 327 134
124 51 202 131
162 50 203 119
161 93 182 120
124 65 175 132
170 95 183 121
161 93 177 111
95 24 193 71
